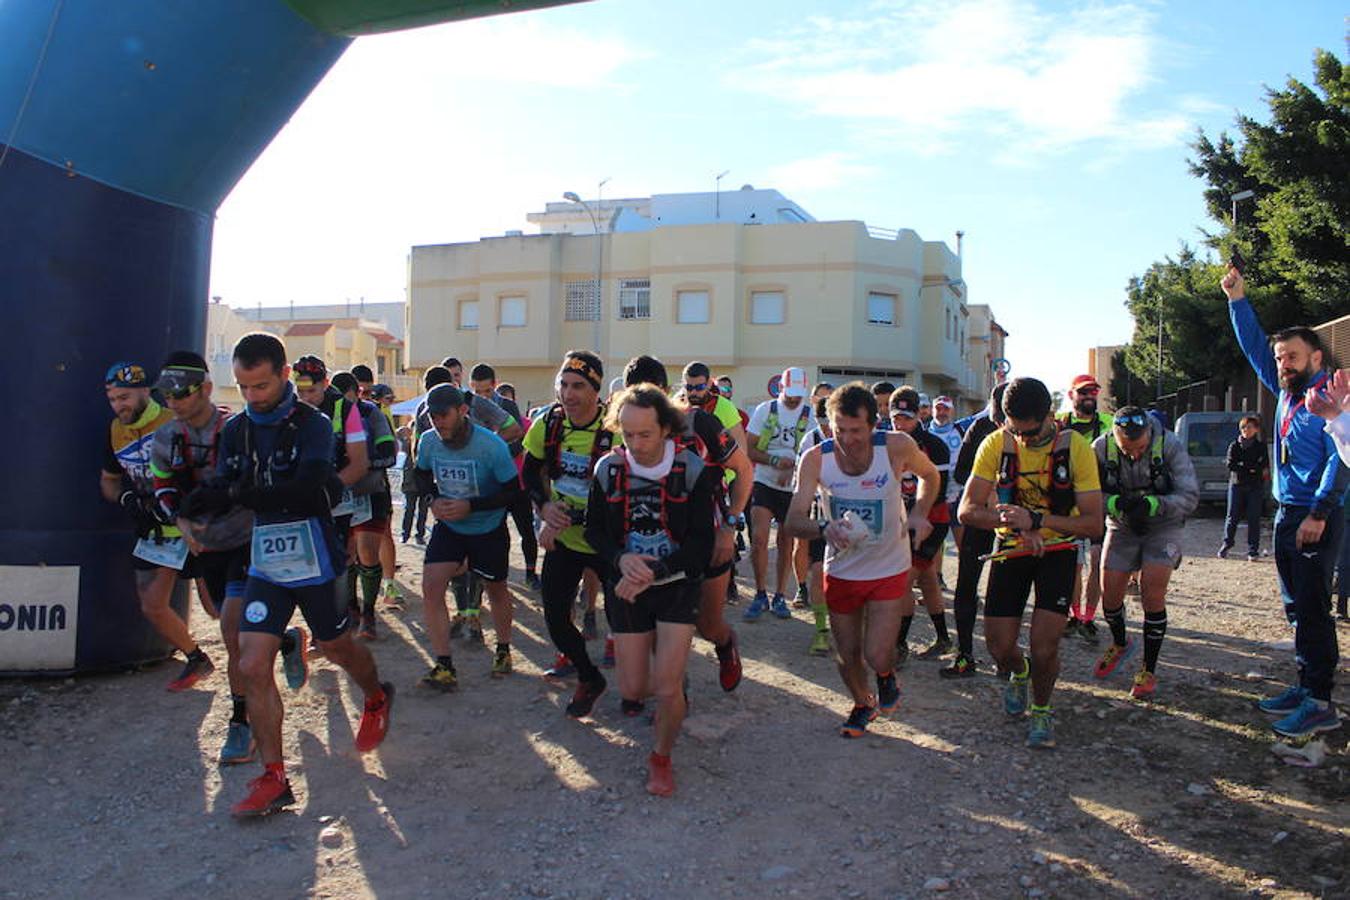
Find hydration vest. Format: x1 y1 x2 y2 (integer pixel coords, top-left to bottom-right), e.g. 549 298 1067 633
163 406 231 483
996 427 1076 516
1103 434 1173 497
332 396 397 470
1057 411 1110 441
601 448 698 546
542 402 614 481
755 400 810 452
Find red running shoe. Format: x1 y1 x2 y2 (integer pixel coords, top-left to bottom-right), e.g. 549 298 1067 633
231 771 295 818
715 631 743 692
355 682 395 752
647 752 675 797
543 654 576 681
167 650 214 692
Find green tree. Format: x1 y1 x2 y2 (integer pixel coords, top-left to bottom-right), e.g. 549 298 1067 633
1108 347 1149 409
1121 47 1348 396
1189 48 1349 319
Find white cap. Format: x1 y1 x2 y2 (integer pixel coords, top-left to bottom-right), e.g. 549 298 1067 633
918 393 931 406
608 376 624 395
781 367 808 398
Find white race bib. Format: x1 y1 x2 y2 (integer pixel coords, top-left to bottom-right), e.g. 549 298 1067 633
349 493 373 526
553 449 591 501
626 530 675 559
435 459 478 500
132 536 189 571
830 498 884 538
251 521 321 584
333 488 372 525
332 487 356 517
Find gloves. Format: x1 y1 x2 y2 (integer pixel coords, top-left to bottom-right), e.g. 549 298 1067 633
119 490 160 537
1117 495 1156 535
153 488 181 526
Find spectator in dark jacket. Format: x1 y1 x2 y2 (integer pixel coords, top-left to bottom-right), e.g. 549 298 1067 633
1219 415 1268 560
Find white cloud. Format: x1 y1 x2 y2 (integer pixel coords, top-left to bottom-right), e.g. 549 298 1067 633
727 0 1194 161
765 152 879 191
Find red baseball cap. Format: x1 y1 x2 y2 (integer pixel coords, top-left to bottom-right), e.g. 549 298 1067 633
1070 374 1100 391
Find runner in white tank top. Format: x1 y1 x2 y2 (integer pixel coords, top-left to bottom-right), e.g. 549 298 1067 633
818 431 911 580
786 384 941 738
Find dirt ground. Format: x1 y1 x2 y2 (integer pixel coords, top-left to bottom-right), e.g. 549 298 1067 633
2 510 1347 900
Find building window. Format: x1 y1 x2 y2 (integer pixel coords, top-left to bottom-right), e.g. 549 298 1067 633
676 290 709 324
750 290 785 324
564 279 599 321
866 292 897 326
459 300 479 330
618 278 651 320
945 308 952 340
500 295 527 328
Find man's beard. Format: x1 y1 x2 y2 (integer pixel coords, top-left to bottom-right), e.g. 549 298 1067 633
1074 398 1097 416
1279 365 1314 395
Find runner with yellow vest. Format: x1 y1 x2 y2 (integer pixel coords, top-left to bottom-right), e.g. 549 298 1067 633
99 361 216 692
959 377 1104 749
522 350 621 719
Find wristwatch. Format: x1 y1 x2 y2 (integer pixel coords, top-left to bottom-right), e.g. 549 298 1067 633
1308 507 1328 522
1028 510 1044 532
725 512 746 528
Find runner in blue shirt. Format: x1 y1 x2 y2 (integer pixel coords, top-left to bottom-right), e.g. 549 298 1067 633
416 384 524 688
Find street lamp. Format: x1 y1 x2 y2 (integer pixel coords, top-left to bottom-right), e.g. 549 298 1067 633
715 170 730 219
564 191 604 355
1230 189 1255 227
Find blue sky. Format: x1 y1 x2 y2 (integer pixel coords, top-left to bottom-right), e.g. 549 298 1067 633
209 0 1345 393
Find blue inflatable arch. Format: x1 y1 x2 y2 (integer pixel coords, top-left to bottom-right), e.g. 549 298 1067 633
0 0 583 674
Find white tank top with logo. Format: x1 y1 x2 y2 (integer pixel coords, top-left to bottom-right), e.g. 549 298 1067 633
818 431 910 581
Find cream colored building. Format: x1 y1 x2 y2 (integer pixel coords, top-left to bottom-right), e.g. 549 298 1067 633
965 304 1010 407
205 302 418 405
204 300 256 410
408 189 992 416
1088 344 1124 407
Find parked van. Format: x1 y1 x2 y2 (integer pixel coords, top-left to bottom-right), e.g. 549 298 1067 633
1175 411 1256 504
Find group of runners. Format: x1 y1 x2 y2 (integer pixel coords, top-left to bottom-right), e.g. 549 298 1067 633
100 262 1347 814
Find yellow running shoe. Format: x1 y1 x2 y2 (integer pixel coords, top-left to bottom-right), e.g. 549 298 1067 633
491 646 513 678
421 662 458 692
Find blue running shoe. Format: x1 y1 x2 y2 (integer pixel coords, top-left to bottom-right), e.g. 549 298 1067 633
1258 685 1309 716
1004 668 1029 717
1026 706 1055 749
770 593 791 619
743 591 770 622
219 721 255 765
1272 698 1340 739
281 626 309 691
839 704 878 738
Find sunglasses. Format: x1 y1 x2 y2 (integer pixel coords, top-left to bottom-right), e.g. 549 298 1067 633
157 368 206 400
1074 387 1101 397
684 382 710 393
1115 413 1147 429
163 383 202 401
1011 423 1043 438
